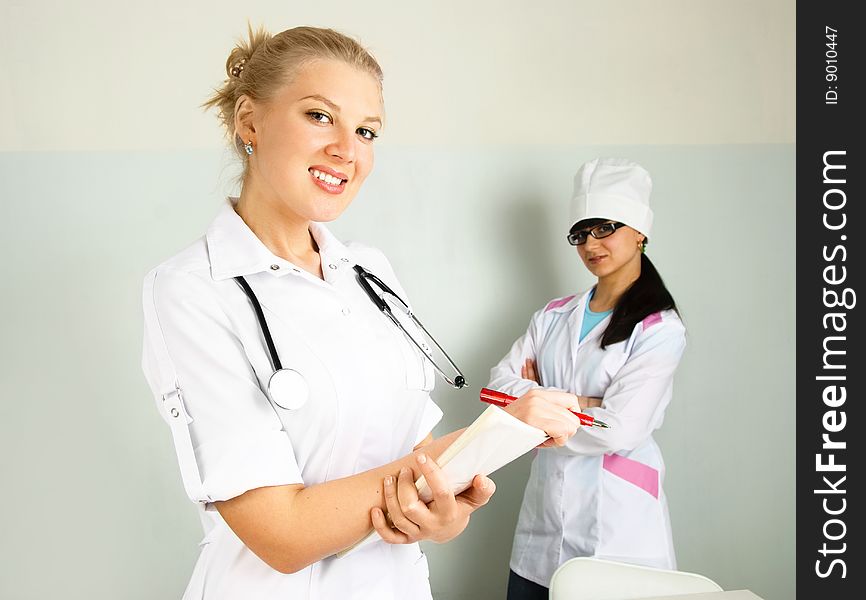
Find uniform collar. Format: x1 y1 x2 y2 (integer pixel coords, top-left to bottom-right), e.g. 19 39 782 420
575 287 595 310
572 287 612 348
206 198 356 281
544 290 588 314
309 221 357 284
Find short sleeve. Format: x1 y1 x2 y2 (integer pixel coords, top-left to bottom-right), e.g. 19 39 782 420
141 266 304 504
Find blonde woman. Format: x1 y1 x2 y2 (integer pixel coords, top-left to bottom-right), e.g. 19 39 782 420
141 25 582 599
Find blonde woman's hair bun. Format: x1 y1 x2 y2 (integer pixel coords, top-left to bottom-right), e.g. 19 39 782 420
229 57 247 78
224 23 270 81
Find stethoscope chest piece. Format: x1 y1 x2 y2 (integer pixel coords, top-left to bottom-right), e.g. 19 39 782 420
268 368 309 410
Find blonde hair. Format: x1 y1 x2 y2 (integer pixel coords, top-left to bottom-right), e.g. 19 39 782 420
203 24 384 153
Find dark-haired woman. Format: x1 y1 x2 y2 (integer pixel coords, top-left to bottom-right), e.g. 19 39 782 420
489 158 686 599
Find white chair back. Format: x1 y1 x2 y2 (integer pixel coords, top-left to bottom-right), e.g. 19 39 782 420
549 557 723 600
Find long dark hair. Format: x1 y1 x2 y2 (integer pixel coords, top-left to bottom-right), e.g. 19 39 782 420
601 253 678 348
574 219 679 349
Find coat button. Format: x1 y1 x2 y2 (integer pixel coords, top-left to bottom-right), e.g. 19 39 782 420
270 264 280 271
342 307 351 316
328 264 337 270
170 408 180 418
341 258 349 262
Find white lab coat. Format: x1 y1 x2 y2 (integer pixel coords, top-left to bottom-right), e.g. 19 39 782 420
488 289 686 587
141 200 441 599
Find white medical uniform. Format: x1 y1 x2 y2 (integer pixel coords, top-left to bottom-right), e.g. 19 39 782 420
488 289 686 587
141 200 442 599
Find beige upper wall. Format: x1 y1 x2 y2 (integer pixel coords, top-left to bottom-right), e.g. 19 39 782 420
0 0 794 151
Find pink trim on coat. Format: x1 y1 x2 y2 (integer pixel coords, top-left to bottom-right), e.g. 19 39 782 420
641 312 663 330
545 295 576 311
602 453 660 499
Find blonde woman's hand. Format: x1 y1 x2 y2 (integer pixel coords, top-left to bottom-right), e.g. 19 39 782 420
371 452 494 545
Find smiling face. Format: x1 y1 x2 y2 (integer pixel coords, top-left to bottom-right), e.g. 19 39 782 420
236 59 383 223
574 220 646 280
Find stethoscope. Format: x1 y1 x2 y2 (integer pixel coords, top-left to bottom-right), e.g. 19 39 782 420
234 264 467 411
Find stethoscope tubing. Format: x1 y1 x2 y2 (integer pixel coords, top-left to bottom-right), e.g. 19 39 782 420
383 303 465 389
235 264 467 398
353 265 465 388
234 276 283 372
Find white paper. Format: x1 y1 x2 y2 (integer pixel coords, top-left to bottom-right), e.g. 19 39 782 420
415 405 547 502
337 406 547 558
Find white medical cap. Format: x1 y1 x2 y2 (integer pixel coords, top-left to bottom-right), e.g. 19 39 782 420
569 157 654 237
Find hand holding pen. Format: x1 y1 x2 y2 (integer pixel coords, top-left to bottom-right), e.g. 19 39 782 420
476 388 580 447
481 387 611 435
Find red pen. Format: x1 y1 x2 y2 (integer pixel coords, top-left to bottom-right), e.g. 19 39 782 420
480 387 610 429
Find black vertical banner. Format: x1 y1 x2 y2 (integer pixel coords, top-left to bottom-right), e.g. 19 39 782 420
797 2 864 598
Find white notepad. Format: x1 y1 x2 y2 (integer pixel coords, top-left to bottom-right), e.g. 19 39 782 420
337 405 547 557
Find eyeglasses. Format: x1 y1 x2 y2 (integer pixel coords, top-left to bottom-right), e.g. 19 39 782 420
567 221 628 246
354 265 467 389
